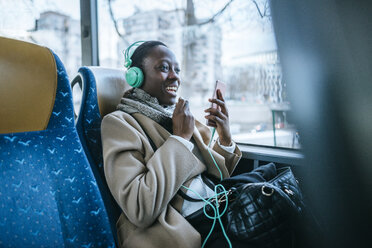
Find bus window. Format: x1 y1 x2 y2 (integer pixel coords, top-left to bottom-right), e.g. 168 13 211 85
0 0 81 78
97 0 300 149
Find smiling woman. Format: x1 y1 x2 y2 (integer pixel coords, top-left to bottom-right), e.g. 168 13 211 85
98 0 299 149
2 0 372 247
101 40 242 247
133 41 181 106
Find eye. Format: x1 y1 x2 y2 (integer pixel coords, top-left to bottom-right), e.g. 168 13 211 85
159 64 169 72
175 68 181 74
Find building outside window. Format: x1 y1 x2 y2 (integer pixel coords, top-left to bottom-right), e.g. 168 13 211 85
0 0 81 77
98 0 300 149
0 0 300 149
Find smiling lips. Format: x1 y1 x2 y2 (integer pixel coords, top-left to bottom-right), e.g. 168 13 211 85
165 86 178 94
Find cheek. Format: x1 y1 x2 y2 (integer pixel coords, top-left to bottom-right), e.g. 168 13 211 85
150 81 165 97
160 73 168 81
142 73 167 97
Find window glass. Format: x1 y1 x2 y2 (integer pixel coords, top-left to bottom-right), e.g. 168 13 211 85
98 0 300 149
0 0 81 77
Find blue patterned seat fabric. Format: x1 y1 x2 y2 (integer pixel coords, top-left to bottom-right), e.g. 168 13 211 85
73 67 125 245
74 67 105 175
0 54 115 247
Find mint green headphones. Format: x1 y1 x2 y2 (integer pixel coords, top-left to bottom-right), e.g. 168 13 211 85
124 41 145 88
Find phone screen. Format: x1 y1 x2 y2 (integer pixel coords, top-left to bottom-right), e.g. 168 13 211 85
211 80 226 109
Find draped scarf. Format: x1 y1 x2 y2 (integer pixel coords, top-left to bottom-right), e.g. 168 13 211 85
117 88 175 132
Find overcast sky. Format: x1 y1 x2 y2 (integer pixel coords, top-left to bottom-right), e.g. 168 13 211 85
0 0 276 65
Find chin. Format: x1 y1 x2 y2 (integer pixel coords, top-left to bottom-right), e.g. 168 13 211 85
160 98 176 106
164 101 176 106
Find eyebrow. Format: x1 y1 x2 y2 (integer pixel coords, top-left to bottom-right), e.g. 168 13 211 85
157 59 179 67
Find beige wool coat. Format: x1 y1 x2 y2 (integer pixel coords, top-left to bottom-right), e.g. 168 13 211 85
101 110 242 248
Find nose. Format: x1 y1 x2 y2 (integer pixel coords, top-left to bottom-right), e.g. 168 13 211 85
168 67 180 81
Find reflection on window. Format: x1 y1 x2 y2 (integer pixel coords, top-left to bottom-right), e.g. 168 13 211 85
98 0 300 149
0 0 81 77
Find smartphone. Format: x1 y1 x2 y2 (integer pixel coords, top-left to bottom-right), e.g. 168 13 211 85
206 80 226 126
211 80 226 109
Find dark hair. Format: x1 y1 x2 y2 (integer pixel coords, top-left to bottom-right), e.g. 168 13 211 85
130 41 167 71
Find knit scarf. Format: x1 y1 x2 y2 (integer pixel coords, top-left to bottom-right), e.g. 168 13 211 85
117 88 175 132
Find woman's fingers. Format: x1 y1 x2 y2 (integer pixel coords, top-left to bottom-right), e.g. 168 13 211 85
208 98 228 116
217 89 225 101
205 114 224 124
177 97 190 111
183 99 190 112
172 97 195 141
204 93 229 128
174 97 185 112
206 119 217 128
204 107 227 120
204 89 232 145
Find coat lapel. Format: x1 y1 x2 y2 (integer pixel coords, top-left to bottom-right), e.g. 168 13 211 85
132 113 170 148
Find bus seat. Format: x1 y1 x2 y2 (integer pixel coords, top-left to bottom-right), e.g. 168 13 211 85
72 66 129 171
71 66 130 244
0 37 116 247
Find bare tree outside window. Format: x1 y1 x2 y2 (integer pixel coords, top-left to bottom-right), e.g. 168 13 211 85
100 0 300 148
0 0 299 148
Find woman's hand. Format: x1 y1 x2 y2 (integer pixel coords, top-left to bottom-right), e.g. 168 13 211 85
204 89 232 146
172 97 195 141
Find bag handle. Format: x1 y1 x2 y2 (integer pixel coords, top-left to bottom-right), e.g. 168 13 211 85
178 173 216 202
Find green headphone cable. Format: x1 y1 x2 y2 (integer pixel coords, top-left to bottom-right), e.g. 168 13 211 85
208 127 216 147
181 184 232 248
181 127 232 248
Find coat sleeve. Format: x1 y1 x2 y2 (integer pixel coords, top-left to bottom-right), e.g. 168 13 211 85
212 142 242 175
101 113 205 228
195 120 242 176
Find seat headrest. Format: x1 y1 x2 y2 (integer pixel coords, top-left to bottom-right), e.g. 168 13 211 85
0 36 57 133
79 66 130 118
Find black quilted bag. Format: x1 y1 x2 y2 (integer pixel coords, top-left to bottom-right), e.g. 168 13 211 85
185 167 304 248
225 167 303 247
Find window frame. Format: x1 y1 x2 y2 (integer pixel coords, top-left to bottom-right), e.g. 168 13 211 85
80 0 304 157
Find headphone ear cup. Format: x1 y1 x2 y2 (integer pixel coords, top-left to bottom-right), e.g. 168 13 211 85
125 67 144 88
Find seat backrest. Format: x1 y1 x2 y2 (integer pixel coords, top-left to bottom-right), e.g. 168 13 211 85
0 37 116 247
72 66 129 170
71 66 130 243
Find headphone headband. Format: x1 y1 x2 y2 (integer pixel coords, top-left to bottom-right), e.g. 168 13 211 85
124 41 146 88
124 41 145 68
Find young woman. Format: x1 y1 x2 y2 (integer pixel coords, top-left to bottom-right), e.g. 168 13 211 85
101 41 242 248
